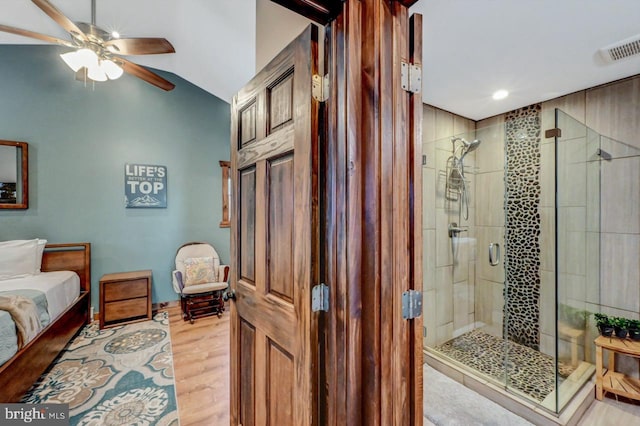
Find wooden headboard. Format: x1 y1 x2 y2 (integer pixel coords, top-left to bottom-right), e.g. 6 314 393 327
41 243 91 294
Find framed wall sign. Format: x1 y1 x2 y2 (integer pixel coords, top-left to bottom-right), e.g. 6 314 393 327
124 163 167 208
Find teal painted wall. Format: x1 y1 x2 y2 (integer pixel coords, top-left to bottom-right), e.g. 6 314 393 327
0 45 231 309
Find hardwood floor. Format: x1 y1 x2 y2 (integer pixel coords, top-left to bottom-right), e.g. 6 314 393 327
167 305 230 426
166 304 640 425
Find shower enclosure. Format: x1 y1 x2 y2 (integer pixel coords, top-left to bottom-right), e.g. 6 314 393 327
422 107 640 416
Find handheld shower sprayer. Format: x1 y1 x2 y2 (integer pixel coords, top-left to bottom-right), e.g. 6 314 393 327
459 139 482 163
446 137 482 223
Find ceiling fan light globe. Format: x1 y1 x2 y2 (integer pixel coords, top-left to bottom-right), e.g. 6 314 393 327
87 64 107 82
60 50 83 72
101 59 123 80
77 48 99 68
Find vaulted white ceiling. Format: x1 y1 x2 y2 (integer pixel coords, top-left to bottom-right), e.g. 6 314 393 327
0 0 256 103
2 0 640 121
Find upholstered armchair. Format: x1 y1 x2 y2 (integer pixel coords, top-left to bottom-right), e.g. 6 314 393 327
172 242 229 323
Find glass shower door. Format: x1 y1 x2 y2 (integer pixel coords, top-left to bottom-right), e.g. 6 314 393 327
554 109 601 412
421 120 509 391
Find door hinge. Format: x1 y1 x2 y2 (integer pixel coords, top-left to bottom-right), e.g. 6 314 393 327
312 283 329 312
401 61 421 94
402 290 422 320
545 128 562 139
312 74 329 102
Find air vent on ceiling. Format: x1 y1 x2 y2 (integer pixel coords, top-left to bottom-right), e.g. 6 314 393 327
600 34 640 62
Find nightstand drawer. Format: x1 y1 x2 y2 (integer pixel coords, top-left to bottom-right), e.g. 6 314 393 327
104 298 148 323
104 279 148 301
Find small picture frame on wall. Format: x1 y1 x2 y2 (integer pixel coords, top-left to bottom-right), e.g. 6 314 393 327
124 163 167 208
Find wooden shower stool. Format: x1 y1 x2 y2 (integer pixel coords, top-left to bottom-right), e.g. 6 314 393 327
558 322 590 367
594 335 640 401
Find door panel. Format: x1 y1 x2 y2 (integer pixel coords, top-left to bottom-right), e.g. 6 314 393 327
268 71 294 132
240 101 257 147
267 155 294 302
239 320 255 426
267 339 294 425
239 167 256 284
230 25 319 426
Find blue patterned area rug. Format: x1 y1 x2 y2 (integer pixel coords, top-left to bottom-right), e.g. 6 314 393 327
23 312 179 426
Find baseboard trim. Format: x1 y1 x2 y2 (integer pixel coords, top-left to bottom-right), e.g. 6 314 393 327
91 300 181 322
153 300 180 312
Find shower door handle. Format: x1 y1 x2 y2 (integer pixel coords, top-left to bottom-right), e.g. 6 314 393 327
489 243 501 266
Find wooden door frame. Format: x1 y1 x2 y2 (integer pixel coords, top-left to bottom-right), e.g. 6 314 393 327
271 0 419 24
269 0 423 424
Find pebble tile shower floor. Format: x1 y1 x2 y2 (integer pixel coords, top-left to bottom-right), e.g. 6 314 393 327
434 329 574 402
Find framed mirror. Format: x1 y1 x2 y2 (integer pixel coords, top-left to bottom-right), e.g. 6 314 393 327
0 140 28 209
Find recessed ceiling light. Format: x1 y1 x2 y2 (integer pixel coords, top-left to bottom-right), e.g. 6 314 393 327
492 89 509 100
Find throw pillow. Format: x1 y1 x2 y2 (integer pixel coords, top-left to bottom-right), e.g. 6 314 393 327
35 239 47 274
0 239 38 280
184 257 216 286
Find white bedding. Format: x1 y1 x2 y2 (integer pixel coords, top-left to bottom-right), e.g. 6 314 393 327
0 271 80 321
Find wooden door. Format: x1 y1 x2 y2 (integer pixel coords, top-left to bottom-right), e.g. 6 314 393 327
229 25 320 426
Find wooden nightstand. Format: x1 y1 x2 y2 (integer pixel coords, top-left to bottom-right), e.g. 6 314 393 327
99 270 152 329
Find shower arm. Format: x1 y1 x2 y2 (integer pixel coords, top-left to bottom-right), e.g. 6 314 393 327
451 139 464 157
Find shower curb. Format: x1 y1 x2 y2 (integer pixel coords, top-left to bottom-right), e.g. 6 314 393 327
424 350 595 426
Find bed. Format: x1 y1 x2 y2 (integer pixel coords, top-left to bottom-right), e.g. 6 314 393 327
0 242 91 402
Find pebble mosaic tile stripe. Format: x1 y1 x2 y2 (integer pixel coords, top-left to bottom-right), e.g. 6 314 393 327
504 104 542 350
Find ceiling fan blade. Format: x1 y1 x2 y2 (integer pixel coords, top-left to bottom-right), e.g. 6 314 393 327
31 0 86 40
104 38 175 55
0 24 74 47
118 58 175 91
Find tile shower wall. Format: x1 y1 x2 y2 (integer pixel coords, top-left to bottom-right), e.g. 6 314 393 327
423 105 476 346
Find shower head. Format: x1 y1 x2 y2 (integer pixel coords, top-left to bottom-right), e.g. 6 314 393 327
451 137 481 153
460 139 481 161
462 139 481 153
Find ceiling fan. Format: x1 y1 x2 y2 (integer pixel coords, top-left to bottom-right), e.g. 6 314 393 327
0 0 176 91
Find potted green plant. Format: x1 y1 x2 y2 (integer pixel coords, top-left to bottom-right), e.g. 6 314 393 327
628 319 640 341
612 317 629 339
594 313 614 337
